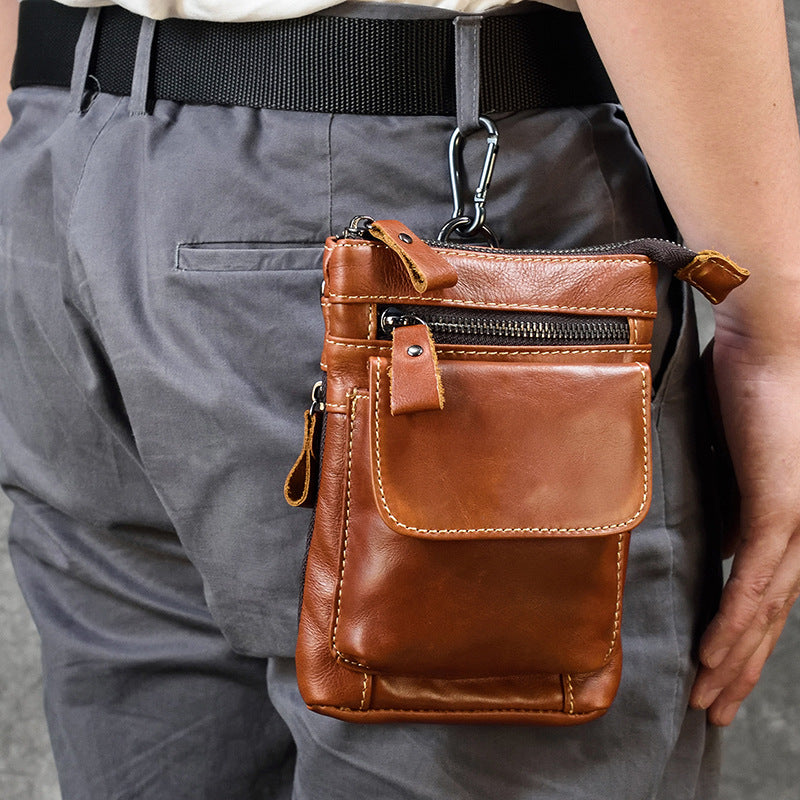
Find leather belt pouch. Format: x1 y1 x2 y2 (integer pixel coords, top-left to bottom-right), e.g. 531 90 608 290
285 218 748 725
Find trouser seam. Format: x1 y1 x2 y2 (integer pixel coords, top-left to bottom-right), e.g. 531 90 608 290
63 96 143 469
65 96 125 248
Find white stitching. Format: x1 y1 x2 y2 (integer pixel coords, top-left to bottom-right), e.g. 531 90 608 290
328 240 650 265
327 292 656 316
372 364 650 536
359 673 369 710
330 392 371 670
603 533 625 662
566 674 575 714
684 258 746 282
327 341 388 351
688 281 721 304
679 260 747 304
314 704 600 716
326 339 651 357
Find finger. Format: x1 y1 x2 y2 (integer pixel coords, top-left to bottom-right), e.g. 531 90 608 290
719 529 800 664
697 513 792 670
705 613 786 726
691 600 788 713
691 554 800 710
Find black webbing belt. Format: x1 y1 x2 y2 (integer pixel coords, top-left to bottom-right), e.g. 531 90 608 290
11 0 618 115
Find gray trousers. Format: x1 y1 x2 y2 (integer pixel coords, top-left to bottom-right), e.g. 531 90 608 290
0 4 721 798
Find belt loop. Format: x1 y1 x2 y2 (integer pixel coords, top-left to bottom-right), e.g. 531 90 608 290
129 17 157 116
453 15 482 135
68 8 101 114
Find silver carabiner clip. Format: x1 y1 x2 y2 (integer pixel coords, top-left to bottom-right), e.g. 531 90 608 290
439 116 499 244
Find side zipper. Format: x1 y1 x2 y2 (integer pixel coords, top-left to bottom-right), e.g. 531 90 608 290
294 379 327 624
284 381 325 508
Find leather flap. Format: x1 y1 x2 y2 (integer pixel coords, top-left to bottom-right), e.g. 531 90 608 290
369 357 651 540
675 249 750 304
368 219 459 292
389 324 444 414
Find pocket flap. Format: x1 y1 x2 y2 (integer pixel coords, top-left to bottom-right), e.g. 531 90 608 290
369 356 651 540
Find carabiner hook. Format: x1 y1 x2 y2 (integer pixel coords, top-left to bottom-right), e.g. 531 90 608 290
440 116 499 243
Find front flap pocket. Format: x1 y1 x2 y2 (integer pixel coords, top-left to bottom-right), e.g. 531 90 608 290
370 356 651 539
331 357 651 679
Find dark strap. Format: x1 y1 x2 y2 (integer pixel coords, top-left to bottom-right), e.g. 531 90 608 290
12 0 618 115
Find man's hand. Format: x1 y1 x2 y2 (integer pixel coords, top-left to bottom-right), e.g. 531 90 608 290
690 321 800 726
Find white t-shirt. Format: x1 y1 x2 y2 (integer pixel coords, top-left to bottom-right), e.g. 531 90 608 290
48 0 579 23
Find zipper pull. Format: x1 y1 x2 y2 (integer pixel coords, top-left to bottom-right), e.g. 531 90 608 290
368 220 459 294
284 381 325 508
389 323 445 415
674 250 750 304
379 306 426 335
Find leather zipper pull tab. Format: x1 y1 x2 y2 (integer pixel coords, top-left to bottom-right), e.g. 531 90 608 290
675 250 750 304
390 324 445 415
284 382 324 508
369 219 459 293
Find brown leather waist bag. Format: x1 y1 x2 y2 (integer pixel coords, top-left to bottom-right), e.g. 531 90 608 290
284 217 748 725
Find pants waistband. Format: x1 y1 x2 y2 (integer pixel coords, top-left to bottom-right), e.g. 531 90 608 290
11 0 618 115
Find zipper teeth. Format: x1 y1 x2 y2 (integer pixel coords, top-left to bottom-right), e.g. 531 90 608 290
340 218 686 256
378 306 630 345
421 236 682 256
424 316 627 341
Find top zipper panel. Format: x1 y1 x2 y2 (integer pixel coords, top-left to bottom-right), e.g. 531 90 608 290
339 222 695 274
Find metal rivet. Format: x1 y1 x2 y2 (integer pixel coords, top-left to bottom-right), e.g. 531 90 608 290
407 345 424 357
398 232 413 244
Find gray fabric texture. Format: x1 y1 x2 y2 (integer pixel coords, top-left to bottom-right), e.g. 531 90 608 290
0 5 721 797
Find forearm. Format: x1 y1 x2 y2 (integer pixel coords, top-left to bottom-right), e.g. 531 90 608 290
577 0 800 350
1 0 19 139
577 0 800 728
